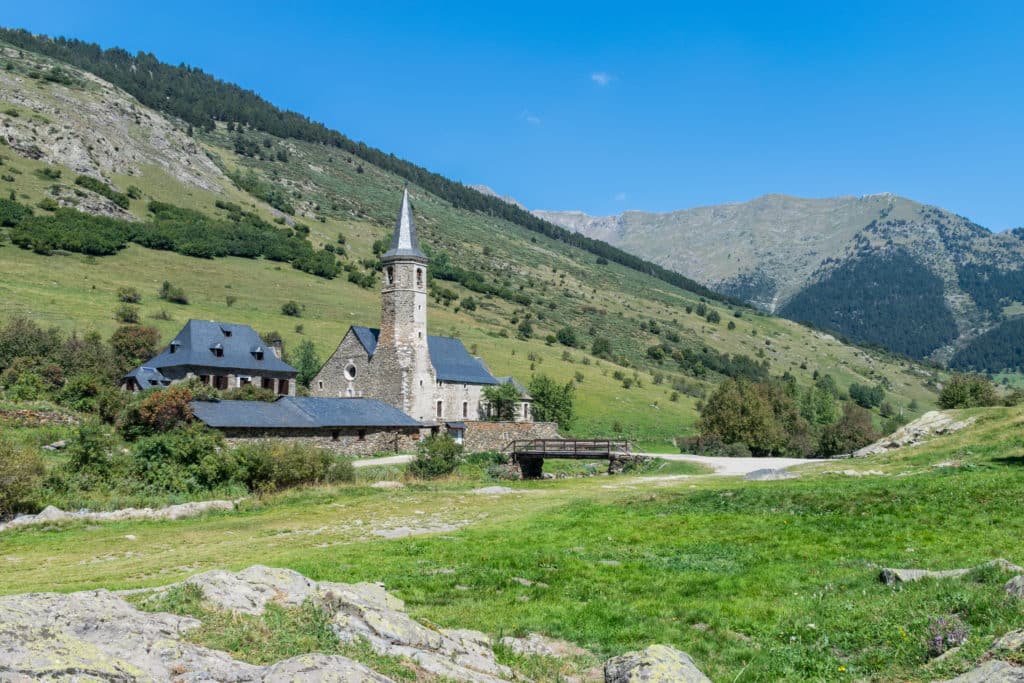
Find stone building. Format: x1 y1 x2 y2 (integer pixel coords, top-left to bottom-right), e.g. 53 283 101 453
123 320 297 395
190 396 421 456
312 188 532 426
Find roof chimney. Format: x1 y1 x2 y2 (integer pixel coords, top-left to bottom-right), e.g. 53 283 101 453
270 339 283 359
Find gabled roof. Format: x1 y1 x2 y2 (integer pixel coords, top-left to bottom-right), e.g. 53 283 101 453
496 376 532 400
190 396 422 429
138 320 297 376
381 188 426 262
350 326 498 385
125 366 171 389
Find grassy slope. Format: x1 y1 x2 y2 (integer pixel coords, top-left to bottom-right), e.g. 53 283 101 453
3 407 1024 681
0 42 942 441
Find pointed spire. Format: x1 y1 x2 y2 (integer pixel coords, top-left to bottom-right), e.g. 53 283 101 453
382 187 426 262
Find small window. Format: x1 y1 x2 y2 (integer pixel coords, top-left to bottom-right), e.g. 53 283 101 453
462 401 468 418
357 429 366 441
436 400 443 418
318 380 324 389
523 403 529 419
416 268 423 286
386 266 394 285
344 363 357 380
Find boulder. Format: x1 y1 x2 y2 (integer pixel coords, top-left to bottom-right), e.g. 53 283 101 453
185 565 318 615
263 653 394 682
744 469 798 481
939 660 1024 682
1006 575 1024 599
992 629 1024 653
879 559 1023 585
499 632 590 658
604 644 710 682
854 411 976 458
470 486 516 495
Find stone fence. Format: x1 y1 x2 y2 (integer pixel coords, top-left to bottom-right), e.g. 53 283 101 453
461 420 561 454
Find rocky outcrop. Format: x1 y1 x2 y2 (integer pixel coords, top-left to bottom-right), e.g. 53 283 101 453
499 632 590 658
853 411 976 458
744 468 799 481
940 660 1024 682
604 644 710 682
879 558 1023 585
0 500 238 533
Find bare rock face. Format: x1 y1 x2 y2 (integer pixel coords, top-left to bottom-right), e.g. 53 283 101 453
499 632 590 658
939 660 1024 682
853 411 976 458
603 644 710 683
0 564 523 682
879 558 1023 585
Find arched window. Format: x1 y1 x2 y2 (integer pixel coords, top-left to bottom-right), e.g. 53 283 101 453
416 268 423 287
386 266 394 285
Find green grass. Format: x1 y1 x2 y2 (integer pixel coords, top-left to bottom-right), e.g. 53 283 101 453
4 407 1023 681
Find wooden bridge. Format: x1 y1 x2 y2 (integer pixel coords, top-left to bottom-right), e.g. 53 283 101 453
508 439 632 478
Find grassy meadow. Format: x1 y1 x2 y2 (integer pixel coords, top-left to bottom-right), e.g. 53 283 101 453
3 407 1024 681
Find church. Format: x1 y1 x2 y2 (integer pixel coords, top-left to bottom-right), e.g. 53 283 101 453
311 189 532 427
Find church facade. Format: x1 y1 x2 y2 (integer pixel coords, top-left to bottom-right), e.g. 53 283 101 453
312 189 531 425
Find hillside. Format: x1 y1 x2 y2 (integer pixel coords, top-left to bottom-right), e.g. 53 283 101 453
0 35 945 441
537 195 1024 366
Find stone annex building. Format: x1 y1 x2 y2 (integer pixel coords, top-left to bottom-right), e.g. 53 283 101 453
311 188 533 428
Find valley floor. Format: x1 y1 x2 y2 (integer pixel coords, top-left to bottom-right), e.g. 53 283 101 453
3 407 1024 681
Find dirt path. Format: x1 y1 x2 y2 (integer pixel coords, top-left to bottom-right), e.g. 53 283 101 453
353 453 823 475
634 453 824 476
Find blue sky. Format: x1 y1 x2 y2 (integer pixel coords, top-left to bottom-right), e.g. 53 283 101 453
5 1 1024 229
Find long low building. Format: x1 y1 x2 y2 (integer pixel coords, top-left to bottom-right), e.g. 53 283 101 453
190 396 422 456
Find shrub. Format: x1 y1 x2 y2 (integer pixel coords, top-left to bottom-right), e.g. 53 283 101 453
114 303 141 324
117 286 142 303
407 434 464 479
131 424 227 492
56 373 104 412
556 326 577 347
849 382 885 409
121 386 193 439
234 441 352 491
677 434 752 457
66 420 117 474
591 337 612 358
281 300 302 317
938 373 999 409
0 439 45 515
516 319 533 340
109 325 159 375
158 280 189 304
74 175 130 209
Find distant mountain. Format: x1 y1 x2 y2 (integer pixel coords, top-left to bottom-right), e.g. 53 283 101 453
468 185 526 210
537 195 1024 365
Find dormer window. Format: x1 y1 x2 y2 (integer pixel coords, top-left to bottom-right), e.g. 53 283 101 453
251 346 264 361
220 326 233 337
211 342 224 358
169 341 181 354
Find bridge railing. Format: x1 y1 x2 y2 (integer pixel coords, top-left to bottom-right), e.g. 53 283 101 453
508 439 631 458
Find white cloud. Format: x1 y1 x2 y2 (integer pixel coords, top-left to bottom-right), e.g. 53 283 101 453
521 110 542 126
614 192 627 201
591 72 613 86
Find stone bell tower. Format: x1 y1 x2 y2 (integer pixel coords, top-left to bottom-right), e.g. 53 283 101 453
373 188 436 421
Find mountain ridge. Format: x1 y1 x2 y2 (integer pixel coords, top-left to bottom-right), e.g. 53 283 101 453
536 193 1024 366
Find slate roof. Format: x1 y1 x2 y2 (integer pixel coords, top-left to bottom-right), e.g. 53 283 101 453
496 376 532 400
381 188 427 261
133 320 297 377
350 326 498 385
191 396 422 429
125 366 171 389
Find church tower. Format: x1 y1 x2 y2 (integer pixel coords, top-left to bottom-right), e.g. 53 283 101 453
373 188 436 421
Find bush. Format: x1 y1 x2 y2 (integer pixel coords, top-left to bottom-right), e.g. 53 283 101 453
407 434 464 479
677 434 751 457
938 373 999 409
849 382 885 409
117 286 142 303
109 325 159 375
121 386 193 439
0 438 46 515
281 300 302 317
75 175 130 209
556 326 577 347
66 420 118 474
234 441 353 491
157 280 189 304
114 303 140 324
131 423 227 492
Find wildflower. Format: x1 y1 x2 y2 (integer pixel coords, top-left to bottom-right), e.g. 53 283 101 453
838 666 847 672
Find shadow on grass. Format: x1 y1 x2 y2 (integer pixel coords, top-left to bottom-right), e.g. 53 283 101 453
992 456 1024 467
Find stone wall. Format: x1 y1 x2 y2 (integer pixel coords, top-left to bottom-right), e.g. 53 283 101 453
312 331 374 399
461 420 561 454
220 426 420 457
